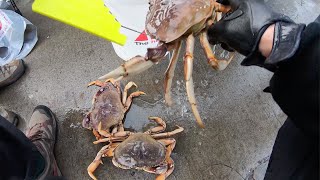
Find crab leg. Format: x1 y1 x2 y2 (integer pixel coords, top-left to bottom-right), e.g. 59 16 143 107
92 129 101 140
164 41 182 106
98 42 170 81
98 55 155 81
93 125 130 144
200 32 235 71
145 117 167 134
122 82 138 104
97 122 132 138
111 126 118 134
160 157 174 180
151 126 184 139
118 122 125 132
164 140 175 177
144 139 176 180
124 91 146 111
158 138 176 155
87 144 111 180
87 78 117 87
97 122 132 140
113 130 133 137
103 143 119 157
87 143 120 180
97 122 112 138
155 138 176 180
183 34 205 128
87 80 104 87
93 136 126 144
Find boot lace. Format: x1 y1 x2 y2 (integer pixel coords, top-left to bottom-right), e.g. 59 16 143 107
27 122 52 142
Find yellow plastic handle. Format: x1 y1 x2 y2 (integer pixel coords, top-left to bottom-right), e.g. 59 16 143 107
32 0 127 45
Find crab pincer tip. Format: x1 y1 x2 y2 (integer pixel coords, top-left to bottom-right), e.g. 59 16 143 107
198 122 205 129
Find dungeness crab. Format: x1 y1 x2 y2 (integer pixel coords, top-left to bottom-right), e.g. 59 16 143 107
98 0 233 128
87 117 184 180
82 79 145 139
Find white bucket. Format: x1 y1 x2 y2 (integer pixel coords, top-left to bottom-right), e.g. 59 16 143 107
104 0 159 61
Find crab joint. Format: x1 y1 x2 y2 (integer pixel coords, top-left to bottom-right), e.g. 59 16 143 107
99 56 154 81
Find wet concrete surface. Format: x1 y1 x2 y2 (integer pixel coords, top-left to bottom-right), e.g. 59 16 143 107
0 0 319 179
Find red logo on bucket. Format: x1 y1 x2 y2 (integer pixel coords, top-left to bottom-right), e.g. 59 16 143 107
135 30 148 42
134 30 157 45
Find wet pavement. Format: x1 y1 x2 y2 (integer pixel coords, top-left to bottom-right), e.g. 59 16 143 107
0 0 319 179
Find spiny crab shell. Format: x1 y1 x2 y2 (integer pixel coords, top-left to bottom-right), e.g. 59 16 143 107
146 0 214 42
83 80 145 139
82 82 125 131
113 133 166 170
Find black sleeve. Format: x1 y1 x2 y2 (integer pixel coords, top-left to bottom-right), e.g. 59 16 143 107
268 16 319 139
0 116 43 179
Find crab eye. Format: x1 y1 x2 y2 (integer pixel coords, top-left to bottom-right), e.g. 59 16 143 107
160 0 168 5
148 1 153 10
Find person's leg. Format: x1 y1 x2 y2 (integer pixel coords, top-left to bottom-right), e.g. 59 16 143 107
264 118 319 180
0 59 25 89
25 105 62 179
0 105 62 179
0 113 45 179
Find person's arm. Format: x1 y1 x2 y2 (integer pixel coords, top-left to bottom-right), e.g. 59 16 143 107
208 0 319 138
259 24 275 58
208 0 306 71
259 16 319 138
268 17 319 138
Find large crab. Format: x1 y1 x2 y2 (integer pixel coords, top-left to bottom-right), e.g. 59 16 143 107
82 79 145 139
98 0 233 128
87 117 184 180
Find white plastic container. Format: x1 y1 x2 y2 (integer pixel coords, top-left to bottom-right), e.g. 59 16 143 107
104 0 159 61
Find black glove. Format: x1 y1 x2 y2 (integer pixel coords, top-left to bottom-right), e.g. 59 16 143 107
208 0 305 70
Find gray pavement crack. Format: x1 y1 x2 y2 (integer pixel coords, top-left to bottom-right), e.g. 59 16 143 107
209 163 245 180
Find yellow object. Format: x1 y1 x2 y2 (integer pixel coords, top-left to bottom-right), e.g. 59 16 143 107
32 0 127 45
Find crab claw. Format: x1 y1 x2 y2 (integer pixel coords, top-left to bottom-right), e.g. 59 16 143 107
99 44 168 81
98 55 155 81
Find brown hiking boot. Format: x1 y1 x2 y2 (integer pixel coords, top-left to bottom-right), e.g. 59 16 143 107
26 105 62 179
0 59 25 89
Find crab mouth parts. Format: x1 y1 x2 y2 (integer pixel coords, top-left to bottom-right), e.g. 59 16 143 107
146 43 168 62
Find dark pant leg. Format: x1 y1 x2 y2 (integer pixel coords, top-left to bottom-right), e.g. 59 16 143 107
264 118 319 180
0 115 45 180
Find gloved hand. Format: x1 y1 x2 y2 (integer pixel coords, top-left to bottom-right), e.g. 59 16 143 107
208 0 305 69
